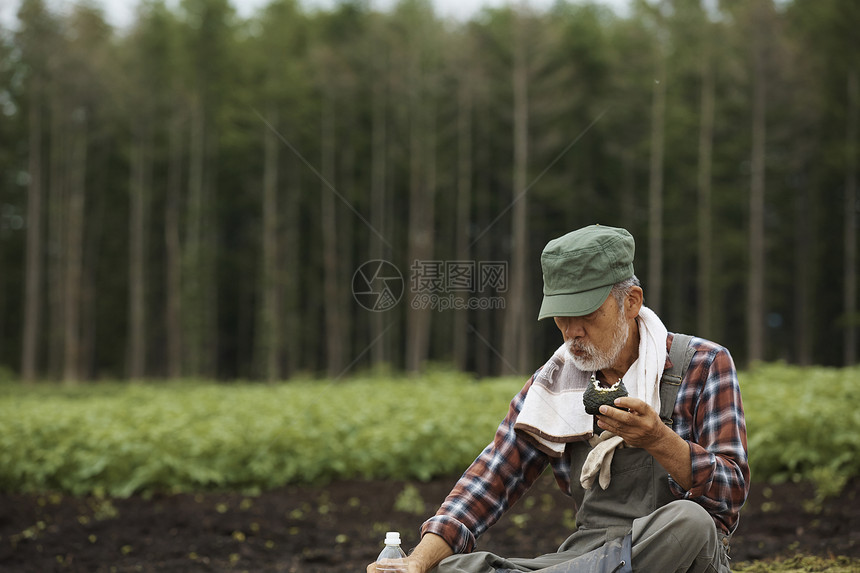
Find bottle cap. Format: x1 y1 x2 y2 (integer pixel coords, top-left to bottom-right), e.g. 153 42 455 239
385 531 401 545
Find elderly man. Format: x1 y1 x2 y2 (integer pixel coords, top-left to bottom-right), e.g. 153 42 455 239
370 225 749 573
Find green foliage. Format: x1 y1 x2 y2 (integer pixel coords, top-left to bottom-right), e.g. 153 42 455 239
734 555 860 573
0 374 523 496
0 365 16 383
393 483 426 515
1 364 858 498
740 363 860 499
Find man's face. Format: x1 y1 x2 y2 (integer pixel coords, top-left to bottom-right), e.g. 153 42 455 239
554 294 629 373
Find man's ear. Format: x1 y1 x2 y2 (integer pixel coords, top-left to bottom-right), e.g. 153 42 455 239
626 286 644 318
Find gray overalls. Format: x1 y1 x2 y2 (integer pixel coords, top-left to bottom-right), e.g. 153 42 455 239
433 335 731 573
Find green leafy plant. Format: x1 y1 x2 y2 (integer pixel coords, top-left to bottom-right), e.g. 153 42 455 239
1 364 858 499
0 374 523 496
740 364 860 499
393 484 426 515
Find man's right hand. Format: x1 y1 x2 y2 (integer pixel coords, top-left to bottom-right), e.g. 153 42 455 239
365 556 421 573
366 533 453 573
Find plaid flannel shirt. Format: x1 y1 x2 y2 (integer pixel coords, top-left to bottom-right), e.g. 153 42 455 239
420 334 750 555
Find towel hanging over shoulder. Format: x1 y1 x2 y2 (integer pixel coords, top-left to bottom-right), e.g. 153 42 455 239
513 307 668 465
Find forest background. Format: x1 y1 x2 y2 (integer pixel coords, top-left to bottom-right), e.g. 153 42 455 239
0 0 858 383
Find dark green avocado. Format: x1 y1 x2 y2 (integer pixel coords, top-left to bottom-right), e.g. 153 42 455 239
583 378 629 415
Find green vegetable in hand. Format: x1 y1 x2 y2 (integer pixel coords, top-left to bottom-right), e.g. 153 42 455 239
583 377 628 416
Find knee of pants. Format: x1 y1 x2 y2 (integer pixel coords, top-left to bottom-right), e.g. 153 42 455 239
664 500 717 545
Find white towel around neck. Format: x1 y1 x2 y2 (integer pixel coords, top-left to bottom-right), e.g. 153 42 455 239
513 306 668 457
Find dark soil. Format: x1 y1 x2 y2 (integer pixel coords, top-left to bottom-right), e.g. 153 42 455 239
1 477 858 572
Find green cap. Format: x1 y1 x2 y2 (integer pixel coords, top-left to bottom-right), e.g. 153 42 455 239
538 225 635 320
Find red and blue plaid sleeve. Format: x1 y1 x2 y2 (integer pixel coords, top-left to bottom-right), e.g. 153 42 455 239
667 337 750 535
420 377 551 554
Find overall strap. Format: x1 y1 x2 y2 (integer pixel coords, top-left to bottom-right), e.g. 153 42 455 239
659 333 695 425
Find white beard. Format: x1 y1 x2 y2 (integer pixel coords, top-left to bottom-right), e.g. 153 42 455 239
564 310 630 373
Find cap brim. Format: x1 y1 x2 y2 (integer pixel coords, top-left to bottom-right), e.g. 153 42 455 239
537 284 612 320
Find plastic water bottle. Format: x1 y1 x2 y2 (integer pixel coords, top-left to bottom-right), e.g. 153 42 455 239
376 531 408 572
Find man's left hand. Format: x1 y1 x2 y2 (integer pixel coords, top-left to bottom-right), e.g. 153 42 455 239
596 396 694 490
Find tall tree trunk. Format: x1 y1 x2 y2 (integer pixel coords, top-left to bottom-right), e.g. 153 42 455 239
81 142 108 380
283 153 301 376
475 93 492 377
794 181 812 365
370 54 389 369
22 78 43 382
183 99 205 376
47 94 67 379
165 111 184 379
453 63 473 372
422 100 438 365
321 92 344 377
648 41 667 314
202 133 218 377
62 112 87 383
128 127 150 379
502 11 530 375
844 70 859 365
259 107 281 381
339 97 356 370
620 149 635 232
747 7 767 364
405 71 437 373
697 29 715 339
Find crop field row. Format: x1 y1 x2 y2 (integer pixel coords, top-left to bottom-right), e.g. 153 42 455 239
1 364 858 498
